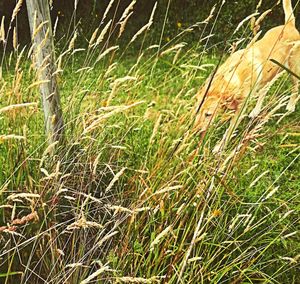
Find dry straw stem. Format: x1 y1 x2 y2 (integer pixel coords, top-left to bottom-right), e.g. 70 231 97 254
13 26 18 50
65 263 84 269
89 28 99 48
11 211 39 225
40 162 62 181
178 209 206 280
255 9 272 27
128 53 144 74
68 31 78 50
149 114 162 145
98 231 119 247
233 12 259 34
150 185 182 197
105 167 126 192
7 193 40 201
66 215 103 231
96 20 112 46
173 48 182 64
83 101 144 134
92 153 102 176
264 186 280 200
0 134 25 142
229 214 251 232
39 140 59 167
160 43 186 56
96 45 119 63
27 80 50 90
119 12 133 38
188 256 203 263
11 0 23 23
102 0 115 23
119 0 136 22
36 27 50 51
0 16 5 42
76 193 103 205
112 76 137 87
107 205 151 215
74 0 79 10
107 76 137 105
108 205 133 214
129 2 157 43
32 20 48 39
53 16 59 37
256 0 263 9
116 276 164 283
118 0 136 37
149 225 172 251
104 62 117 78
0 102 38 114
279 255 300 264
200 4 216 24
80 265 113 284
249 170 269 188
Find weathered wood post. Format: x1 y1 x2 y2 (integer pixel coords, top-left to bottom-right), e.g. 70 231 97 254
26 0 64 143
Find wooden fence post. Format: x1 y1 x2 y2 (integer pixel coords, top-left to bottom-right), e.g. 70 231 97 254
26 0 64 143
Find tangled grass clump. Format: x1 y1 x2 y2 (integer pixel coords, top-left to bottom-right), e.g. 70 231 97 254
0 1 300 283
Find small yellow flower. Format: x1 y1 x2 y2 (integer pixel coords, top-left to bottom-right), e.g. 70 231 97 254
177 22 182 28
212 209 222 217
166 37 170 42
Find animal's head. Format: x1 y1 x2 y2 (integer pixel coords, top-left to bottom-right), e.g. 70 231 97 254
194 92 220 133
194 86 238 133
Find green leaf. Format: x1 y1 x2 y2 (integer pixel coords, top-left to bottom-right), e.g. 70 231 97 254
0 271 23 278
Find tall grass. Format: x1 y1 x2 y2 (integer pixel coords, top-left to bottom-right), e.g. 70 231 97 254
0 1 299 283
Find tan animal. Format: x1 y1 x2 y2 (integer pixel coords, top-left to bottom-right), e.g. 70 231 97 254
195 0 300 151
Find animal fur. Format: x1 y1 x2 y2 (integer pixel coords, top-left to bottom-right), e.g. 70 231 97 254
195 0 300 151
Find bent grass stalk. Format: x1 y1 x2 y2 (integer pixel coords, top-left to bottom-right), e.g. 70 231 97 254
0 1 299 283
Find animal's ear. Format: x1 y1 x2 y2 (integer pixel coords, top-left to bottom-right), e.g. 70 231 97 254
225 99 239 111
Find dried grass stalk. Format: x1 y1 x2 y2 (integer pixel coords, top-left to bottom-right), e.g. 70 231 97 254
0 102 38 114
234 12 259 34
129 2 157 43
119 12 133 38
149 225 172 251
116 276 164 283
7 193 40 201
105 167 126 192
0 16 5 42
119 1 136 22
32 20 48 39
0 135 25 142
80 265 113 284
98 231 119 247
96 45 118 63
96 20 112 46
11 211 39 225
11 0 24 23
118 0 136 37
149 114 162 145
102 0 115 23
89 28 99 48
68 31 78 50
83 101 143 134
13 26 18 50
160 43 186 56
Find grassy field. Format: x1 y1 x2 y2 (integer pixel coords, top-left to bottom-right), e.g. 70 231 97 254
1 9 300 284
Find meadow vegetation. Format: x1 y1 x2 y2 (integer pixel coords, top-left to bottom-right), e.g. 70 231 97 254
0 1 299 283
